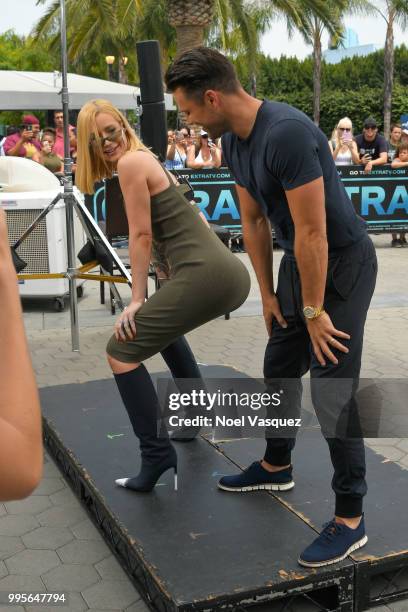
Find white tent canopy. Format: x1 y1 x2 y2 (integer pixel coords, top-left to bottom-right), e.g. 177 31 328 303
0 70 175 111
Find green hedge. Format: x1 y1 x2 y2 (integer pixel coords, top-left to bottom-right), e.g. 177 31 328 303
270 84 408 137
234 45 408 137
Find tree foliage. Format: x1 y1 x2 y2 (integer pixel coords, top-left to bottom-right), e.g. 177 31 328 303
235 44 408 136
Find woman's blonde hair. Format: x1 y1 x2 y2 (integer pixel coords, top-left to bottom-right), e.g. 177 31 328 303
76 99 150 194
330 116 354 149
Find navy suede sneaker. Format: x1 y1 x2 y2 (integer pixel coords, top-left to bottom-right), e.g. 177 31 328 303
218 461 294 492
298 515 367 567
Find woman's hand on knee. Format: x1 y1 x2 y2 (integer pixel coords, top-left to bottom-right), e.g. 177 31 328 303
115 301 143 342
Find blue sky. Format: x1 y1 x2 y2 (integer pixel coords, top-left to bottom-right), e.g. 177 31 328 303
3 0 407 60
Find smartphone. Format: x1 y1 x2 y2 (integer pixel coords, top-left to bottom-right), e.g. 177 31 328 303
342 132 352 142
25 124 33 132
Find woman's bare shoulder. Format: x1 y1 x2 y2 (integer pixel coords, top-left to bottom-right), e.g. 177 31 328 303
117 150 156 175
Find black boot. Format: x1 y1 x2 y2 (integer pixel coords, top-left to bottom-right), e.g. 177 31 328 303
161 337 210 442
113 365 177 492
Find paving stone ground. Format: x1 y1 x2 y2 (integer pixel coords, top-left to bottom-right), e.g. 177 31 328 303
0 234 406 611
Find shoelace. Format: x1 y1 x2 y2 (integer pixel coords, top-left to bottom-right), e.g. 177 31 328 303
320 520 345 542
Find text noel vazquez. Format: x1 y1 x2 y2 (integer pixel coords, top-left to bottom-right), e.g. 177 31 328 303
168 415 302 428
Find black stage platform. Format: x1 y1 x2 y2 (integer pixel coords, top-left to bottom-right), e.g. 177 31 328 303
40 367 408 612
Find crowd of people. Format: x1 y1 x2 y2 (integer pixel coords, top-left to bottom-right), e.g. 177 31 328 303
1 110 407 249
330 116 408 247
165 127 222 170
0 44 407 581
0 110 77 174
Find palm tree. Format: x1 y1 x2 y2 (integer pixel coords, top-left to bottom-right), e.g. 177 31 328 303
34 0 343 72
372 0 408 138
167 0 345 56
288 0 374 125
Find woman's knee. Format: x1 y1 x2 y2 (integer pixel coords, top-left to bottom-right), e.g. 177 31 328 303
106 352 140 374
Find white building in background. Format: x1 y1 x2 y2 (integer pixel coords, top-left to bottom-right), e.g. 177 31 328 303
323 28 381 64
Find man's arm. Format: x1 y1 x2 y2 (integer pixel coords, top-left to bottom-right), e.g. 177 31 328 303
285 177 350 366
364 151 388 173
4 132 29 157
236 184 287 335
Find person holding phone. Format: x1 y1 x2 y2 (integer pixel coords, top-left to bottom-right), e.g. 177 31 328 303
3 115 42 161
40 128 64 174
187 130 221 169
329 118 360 166
165 129 188 170
355 117 388 174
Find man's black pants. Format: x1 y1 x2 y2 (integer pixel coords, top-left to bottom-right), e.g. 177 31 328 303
263 236 377 518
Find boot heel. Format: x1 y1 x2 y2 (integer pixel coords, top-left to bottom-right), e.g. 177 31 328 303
174 466 178 491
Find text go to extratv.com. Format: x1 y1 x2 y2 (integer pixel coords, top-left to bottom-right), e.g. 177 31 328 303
166 389 303 430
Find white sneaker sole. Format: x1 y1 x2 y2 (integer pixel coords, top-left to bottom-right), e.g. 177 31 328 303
298 534 368 568
217 480 295 492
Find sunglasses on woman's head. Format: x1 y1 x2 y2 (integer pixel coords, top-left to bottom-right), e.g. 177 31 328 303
89 127 123 148
338 127 351 132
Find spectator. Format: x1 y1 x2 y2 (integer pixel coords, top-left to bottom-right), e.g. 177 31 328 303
0 209 43 501
40 128 64 174
391 142 408 169
165 129 188 170
3 115 42 162
187 130 221 169
401 128 408 145
0 126 18 156
179 126 196 153
387 123 402 162
390 142 408 247
53 109 77 159
329 117 360 165
355 117 388 174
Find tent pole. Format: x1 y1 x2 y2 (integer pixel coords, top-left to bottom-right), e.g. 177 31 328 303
60 0 80 351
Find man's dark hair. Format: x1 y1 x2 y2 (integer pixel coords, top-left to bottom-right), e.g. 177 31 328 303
165 47 240 101
390 123 401 131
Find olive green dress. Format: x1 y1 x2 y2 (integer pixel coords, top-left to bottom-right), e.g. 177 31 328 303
106 171 250 363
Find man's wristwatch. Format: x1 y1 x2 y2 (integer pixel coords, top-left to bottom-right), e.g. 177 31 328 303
303 305 325 320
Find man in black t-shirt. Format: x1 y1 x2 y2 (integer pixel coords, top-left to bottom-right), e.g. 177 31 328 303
355 117 388 174
166 48 377 568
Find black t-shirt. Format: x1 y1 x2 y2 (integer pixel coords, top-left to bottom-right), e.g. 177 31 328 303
355 133 388 161
222 100 367 252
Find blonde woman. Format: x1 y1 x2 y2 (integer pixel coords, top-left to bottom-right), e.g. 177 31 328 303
329 118 360 166
76 100 250 493
187 130 222 169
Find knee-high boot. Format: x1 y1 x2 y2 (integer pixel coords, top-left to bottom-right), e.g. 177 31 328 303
161 337 210 441
113 364 177 492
